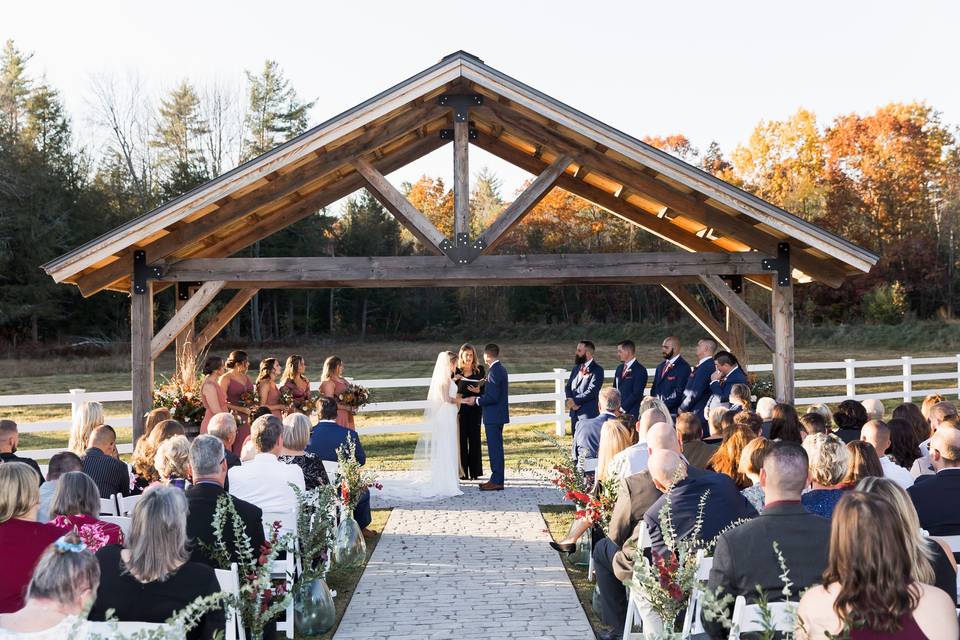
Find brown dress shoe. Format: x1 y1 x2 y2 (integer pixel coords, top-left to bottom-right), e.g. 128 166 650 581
479 482 504 491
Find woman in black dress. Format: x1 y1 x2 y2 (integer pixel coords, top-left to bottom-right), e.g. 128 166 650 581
455 343 485 480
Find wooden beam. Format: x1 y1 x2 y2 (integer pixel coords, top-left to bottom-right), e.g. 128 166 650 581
661 284 734 352
698 274 776 352
351 157 447 253
453 119 470 238
130 281 154 445
772 281 796 403
192 288 260 355
725 286 749 372
150 280 225 360
478 154 573 252
77 105 448 296
173 287 195 373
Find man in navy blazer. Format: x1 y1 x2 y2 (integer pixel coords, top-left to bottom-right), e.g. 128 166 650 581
907 427 960 536
306 397 373 535
679 338 718 428
613 340 646 418
565 340 604 439
704 350 749 419
468 343 510 491
650 336 692 416
573 388 621 472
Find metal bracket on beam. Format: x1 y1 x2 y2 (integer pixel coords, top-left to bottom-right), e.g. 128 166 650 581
720 275 743 294
440 233 486 265
437 94 483 122
762 242 791 287
177 282 202 301
133 250 163 295
440 125 477 141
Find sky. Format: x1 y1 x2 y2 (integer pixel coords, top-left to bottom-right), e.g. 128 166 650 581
5 0 960 200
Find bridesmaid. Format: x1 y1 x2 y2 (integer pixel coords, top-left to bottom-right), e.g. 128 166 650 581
256 357 285 419
219 350 254 455
319 355 355 430
199 356 227 434
281 355 310 411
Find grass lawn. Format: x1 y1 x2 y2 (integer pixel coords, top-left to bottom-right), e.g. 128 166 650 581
540 504 604 636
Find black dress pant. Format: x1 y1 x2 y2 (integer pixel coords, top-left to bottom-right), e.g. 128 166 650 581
593 537 628 631
458 406 483 479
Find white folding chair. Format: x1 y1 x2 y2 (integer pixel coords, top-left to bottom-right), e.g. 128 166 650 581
322 459 340 481
939 534 960 554
622 522 653 640
215 562 246 640
99 515 132 539
99 496 118 516
108 621 183 638
115 493 142 516
262 511 297 639
680 551 714 637
727 596 795 639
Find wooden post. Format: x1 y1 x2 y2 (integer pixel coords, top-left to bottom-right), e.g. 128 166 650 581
771 280 795 403
453 119 469 238
131 281 154 445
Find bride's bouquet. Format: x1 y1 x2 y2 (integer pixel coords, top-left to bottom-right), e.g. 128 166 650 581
338 383 371 412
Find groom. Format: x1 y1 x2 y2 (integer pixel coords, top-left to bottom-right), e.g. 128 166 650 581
466 343 509 491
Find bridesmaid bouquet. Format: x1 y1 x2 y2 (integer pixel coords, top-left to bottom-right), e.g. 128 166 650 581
338 384 371 412
240 389 258 409
279 386 297 411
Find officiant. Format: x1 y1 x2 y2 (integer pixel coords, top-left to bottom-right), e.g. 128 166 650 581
455 344 485 481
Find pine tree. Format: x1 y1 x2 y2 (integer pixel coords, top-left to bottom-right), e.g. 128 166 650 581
24 79 72 172
471 166 504 231
153 80 208 166
242 60 314 160
0 39 31 137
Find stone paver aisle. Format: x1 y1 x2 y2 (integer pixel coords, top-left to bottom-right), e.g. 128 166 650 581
333 472 595 640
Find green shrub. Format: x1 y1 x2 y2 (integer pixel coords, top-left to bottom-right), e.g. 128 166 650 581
861 282 908 324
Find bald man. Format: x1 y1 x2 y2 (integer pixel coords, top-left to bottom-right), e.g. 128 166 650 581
908 426 960 536
651 336 691 415
861 420 913 489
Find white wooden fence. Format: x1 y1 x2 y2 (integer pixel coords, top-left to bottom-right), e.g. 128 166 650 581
4 355 960 461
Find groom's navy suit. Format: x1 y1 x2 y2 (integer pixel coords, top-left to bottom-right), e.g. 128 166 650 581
477 360 510 485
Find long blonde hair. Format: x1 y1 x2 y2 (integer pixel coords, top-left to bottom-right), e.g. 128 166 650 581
281 355 307 385
0 462 40 522
596 420 636 484
68 401 104 455
124 485 189 583
639 396 674 428
321 356 342 382
457 344 480 373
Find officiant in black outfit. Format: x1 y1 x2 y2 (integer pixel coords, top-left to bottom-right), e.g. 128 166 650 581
455 344 485 480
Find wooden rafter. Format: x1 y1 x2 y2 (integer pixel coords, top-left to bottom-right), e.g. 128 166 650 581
698 274 776 352
192 288 260 355
661 284 734 352
150 280 225 360
453 119 470 237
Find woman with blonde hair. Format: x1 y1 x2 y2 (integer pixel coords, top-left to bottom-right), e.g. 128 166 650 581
280 354 310 412
707 423 757 489
805 403 834 428
255 357 285 419
738 437 772 512
319 355 354 430
153 435 191 489
454 343 485 480
279 413 329 489
68 401 104 455
801 432 851 518
796 492 957 640
131 419 185 491
638 396 673 428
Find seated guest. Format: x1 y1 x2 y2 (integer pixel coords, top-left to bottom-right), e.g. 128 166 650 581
207 413 242 469
728 383 751 413
733 410 764 438
37 452 82 523
131 419 185 492
154 434 191 489
911 404 957 476
611 407 665 476
0 532 100 637
858 476 957 603
885 417 923 472
842 440 883 486
755 397 776 437
0 419 44 484
861 420 914 489
574 388 621 470
704 441 831 639
68 401 104 456
638 396 674 428
861 398 885 423
738 437 772 512
801 433 851 518
796 492 957 640
800 412 829 441
89 486 224 640
676 412 717 469
832 399 868 443
186 435 266 568
230 415 305 514
129 408 172 479
893 402 933 456
81 425 131 499
707 423 757 489
770 403 803 443
908 426 960 536
49 471 124 551
805 403 834 428
705 406 728 445
921 394 945 422
279 413 329 490
0 463 61 613
307 397 374 538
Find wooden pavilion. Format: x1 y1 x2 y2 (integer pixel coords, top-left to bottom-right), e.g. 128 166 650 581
42 51 877 440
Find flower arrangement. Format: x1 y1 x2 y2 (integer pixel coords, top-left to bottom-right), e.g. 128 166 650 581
152 345 205 425
291 483 338 590
336 436 382 513
338 383 371 412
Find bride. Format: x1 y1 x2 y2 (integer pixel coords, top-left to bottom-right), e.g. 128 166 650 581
377 351 463 501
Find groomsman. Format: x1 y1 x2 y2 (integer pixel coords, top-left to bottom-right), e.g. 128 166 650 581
614 340 646 418
679 338 718 428
565 340 604 440
650 336 691 416
704 350 748 417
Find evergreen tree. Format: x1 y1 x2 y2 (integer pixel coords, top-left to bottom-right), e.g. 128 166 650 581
153 80 208 167
242 60 314 160
0 39 31 137
471 166 504 231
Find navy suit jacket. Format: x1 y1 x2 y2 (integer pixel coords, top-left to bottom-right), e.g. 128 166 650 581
679 358 716 419
565 360 604 422
614 360 647 417
307 420 366 465
708 366 749 404
651 356 692 413
573 411 617 464
477 361 510 425
644 470 757 557
908 468 960 536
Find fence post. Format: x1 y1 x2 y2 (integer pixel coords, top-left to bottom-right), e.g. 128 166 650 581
844 359 857 399
553 368 567 437
901 356 912 403
68 388 86 428
956 354 960 399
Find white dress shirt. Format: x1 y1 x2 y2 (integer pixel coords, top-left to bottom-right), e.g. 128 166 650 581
880 456 914 489
616 358 636 390
612 441 649 477
228 452 305 513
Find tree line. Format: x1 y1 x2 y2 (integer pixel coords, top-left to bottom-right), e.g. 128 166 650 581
0 38 957 350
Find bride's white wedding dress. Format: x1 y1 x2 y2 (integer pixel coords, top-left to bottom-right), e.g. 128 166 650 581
377 353 463 502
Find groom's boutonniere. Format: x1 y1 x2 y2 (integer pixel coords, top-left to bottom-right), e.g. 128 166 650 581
623 369 632 379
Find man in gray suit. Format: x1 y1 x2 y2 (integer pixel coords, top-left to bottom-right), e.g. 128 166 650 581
703 440 831 638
